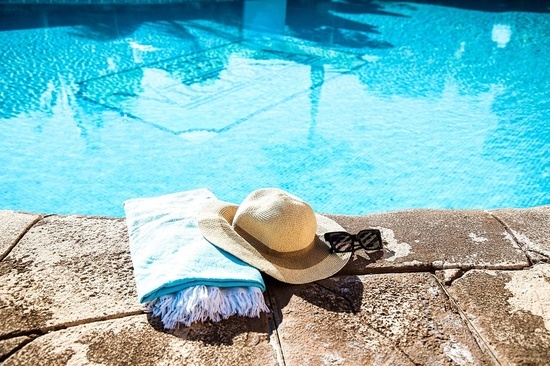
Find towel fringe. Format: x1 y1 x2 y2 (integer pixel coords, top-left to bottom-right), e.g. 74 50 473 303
147 286 270 329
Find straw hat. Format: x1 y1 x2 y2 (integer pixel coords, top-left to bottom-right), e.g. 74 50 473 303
198 188 351 284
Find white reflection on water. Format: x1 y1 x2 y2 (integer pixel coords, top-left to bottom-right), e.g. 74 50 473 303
492 24 511 48
129 40 160 64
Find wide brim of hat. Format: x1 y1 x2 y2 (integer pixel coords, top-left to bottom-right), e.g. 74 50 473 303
197 199 351 284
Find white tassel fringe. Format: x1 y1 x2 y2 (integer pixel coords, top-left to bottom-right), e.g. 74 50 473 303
147 286 270 329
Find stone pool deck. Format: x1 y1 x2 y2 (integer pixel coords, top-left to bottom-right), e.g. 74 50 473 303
0 206 549 365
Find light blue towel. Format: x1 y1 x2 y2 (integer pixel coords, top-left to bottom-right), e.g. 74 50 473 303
124 189 268 328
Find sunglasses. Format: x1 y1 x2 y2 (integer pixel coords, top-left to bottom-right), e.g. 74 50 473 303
324 229 383 253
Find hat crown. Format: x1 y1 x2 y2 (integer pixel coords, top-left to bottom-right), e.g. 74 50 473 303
232 188 317 255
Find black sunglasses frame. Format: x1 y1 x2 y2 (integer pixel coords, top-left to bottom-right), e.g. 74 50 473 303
324 229 383 253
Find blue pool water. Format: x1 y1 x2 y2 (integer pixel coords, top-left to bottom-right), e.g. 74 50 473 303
0 0 549 217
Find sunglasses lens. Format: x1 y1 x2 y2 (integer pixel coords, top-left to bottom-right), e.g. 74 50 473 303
357 230 382 250
326 232 354 252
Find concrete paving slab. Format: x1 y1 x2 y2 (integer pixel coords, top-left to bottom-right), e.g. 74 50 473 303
3 314 279 366
0 214 143 338
0 211 42 259
490 206 550 261
0 207 547 365
435 268 465 286
446 264 550 365
268 273 493 365
328 210 529 275
0 335 34 361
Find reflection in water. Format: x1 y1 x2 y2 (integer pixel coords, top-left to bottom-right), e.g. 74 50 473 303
285 0 394 49
33 74 105 145
99 51 318 135
39 81 56 112
243 0 287 35
308 64 325 142
129 40 160 64
106 56 118 72
492 24 511 48
35 75 80 120
454 41 466 59
0 0 548 216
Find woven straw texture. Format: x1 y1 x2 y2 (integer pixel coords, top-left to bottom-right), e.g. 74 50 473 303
198 188 351 284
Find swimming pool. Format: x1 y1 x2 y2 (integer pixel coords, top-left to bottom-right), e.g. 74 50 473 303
0 0 549 217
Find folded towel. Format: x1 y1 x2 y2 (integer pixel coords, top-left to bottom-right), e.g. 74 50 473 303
124 189 269 328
